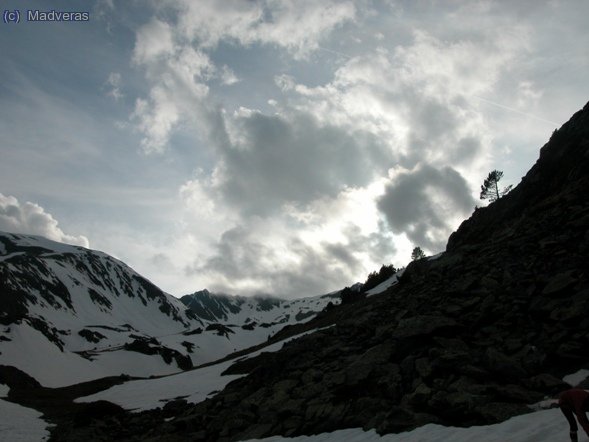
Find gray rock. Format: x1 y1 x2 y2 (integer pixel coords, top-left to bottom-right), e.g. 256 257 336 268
485 348 527 379
542 270 578 296
393 315 459 339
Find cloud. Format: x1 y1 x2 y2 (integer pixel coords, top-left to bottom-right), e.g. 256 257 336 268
0 193 89 247
187 219 391 298
118 0 585 298
179 179 399 298
169 0 356 57
250 1 356 57
105 72 123 101
220 65 239 86
515 81 543 109
132 18 176 65
277 25 529 178
377 165 475 252
210 109 393 215
150 252 175 271
173 17 523 292
130 1 356 152
132 24 214 153
132 92 181 154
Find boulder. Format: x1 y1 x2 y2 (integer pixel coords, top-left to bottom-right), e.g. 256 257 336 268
393 315 459 339
542 271 578 296
485 348 527 379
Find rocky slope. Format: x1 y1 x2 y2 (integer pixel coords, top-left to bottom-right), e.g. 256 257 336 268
41 101 589 439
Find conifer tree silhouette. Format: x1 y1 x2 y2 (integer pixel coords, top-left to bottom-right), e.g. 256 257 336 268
480 170 512 202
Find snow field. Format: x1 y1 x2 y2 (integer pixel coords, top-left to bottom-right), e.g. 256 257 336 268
0 399 50 442
0 324 181 388
76 328 330 411
365 268 405 296
240 408 576 442
76 357 242 412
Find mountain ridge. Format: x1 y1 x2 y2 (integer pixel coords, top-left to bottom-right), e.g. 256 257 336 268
447 100 589 252
0 231 342 389
180 288 339 326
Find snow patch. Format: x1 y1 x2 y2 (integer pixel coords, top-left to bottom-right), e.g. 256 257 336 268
77 328 328 411
563 369 589 387
427 252 444 261
0 251 25 262
0 399 50 441
0 383 9 397
77 357 242 412
365 269 405 296
6 232 85 255
0 324 180 387
241 408 567 442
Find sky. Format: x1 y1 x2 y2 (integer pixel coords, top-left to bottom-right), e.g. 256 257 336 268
0 0 588 299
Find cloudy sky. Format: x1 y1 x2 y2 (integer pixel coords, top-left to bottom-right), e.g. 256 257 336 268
1 0 588 298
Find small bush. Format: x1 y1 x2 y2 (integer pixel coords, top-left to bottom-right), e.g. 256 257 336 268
340 286 366 304
362 264 397 292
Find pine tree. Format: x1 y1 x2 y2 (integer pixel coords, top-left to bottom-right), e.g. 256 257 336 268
411 246 426 261
480 170 513 202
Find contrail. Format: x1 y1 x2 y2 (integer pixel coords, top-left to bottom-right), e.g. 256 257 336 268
473 95 559 126
317 45 353 59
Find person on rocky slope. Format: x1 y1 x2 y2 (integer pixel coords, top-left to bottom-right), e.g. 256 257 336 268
559 389 589 442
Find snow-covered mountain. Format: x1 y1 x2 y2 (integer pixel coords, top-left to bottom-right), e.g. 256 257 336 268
0 232 201 386
181 289 339 328
0 231 340 387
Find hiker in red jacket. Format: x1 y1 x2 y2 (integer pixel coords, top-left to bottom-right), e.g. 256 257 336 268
559 389 589 442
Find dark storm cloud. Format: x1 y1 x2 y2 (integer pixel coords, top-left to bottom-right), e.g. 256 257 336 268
212 110 393 215
377 164 475 251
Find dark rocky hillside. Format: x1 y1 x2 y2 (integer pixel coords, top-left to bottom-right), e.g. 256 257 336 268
50 102 589 441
